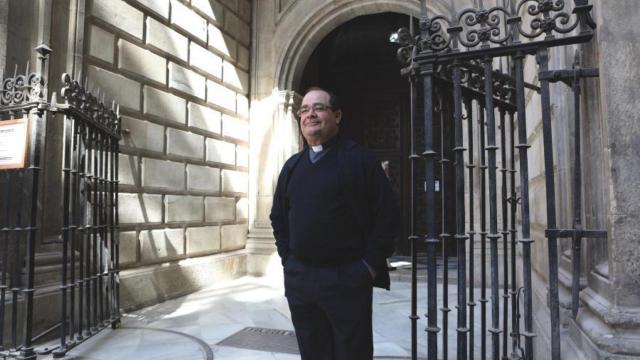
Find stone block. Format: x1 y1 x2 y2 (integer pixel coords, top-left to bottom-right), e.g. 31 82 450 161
131 0 169 18
142 158 185 190
186 226 221 255
143 86 186 124
236 197 248 220
237 0 251 23
190 42 222 79
222 114 248 141
119 231 138 264
237 45 250 70
118 193 163 224
118 39 166 84
219 0 237 12
119 252 246 310
87 66 141 110
221 224 246 251
222 61 248 93
188 102 221 134
140 228 184 260
119 116 164 153
166 195 204 222
91 0 143 39
208 24 235 58
118 153 139 186
236 94 249 118
205 197 235 222
170 0 207 41
206 138 235 165
206 80 236 112
187 165 220 193
146 17 188 61
191 0 223 24
236 146 248 167
169 62 206 100
169 62 206 99
167 128 204 160
88 25 114 63
221 169 247 194
224 11 249 46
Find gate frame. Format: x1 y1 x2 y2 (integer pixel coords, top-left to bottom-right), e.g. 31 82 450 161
0 46 121 359
393 0 602 359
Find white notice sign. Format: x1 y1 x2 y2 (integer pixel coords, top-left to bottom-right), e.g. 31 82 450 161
0 117 29 169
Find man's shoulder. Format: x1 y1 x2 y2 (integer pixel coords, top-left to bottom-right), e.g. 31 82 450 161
283 150 305 169
337 137 377 163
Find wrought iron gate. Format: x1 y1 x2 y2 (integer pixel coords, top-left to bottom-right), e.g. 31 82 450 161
0 47 121 359
393 0 604 359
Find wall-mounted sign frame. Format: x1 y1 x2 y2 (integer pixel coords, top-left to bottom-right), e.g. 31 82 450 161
0 117 30 170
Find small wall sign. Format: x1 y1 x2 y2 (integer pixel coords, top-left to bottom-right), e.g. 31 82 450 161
0 117 30 170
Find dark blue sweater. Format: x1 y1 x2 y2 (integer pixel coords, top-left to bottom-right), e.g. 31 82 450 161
285 147 362 265
270 136 400 289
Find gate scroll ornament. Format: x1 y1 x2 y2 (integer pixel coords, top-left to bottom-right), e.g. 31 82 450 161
0 46 121 359
391 0 601 359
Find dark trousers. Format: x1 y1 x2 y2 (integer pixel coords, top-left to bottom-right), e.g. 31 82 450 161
284 256 374 360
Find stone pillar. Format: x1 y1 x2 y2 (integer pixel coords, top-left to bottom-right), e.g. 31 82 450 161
247 89 301 276
0 0 8 77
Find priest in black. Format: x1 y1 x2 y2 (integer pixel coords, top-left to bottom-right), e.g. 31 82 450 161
270 87 400 360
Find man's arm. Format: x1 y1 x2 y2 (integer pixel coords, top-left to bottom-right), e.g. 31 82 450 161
270 167 290 266
362 154 400 275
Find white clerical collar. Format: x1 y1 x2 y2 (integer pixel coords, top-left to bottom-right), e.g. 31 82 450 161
311 144 323 152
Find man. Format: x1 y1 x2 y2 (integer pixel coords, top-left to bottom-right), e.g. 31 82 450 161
270 87 400 360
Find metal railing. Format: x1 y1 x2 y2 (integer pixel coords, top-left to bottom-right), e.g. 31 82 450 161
393 0 605 359
0 47 121 359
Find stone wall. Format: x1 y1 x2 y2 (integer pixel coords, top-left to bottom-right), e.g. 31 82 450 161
84 0 251 309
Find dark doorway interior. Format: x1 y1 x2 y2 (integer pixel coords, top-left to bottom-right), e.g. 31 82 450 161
298 13 456 257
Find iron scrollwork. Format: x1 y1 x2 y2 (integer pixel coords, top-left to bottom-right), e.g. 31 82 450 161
392 0 595 58
0 66 45 107
58 73 120 138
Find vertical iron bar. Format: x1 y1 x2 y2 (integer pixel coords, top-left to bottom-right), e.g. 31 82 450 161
55 113 74 357
439 94 450 360
465 98 476 360
77 123 86 340
499 108 509 360
409 71 420 360
514 52 534 359
21 109 43 360
105 131 112 325
99 132 105 326
478 103 488 360
571 72 583 320
69 119 78 342
0 170 11 351
483 56 501 360
452 61 468 360
11 168 22 349
508 111 519 358
84 125 92 337
91 127 99 332
537 47 561 360
114 116 121 326
421 60 439 360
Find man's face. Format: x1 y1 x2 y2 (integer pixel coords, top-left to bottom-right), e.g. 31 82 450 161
299 90 341 145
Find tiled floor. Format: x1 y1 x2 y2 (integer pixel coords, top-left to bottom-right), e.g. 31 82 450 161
46 268 493 359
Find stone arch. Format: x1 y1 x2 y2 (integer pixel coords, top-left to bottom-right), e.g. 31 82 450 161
275 0 450 91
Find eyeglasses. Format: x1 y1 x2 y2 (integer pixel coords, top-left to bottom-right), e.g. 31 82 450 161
296 103 332 117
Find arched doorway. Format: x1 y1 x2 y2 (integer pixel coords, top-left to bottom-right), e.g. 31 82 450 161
296 12 456 257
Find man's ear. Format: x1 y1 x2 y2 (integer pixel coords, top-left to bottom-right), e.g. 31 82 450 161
335 110 343 124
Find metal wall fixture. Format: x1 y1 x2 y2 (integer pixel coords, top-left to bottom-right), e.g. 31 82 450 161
0 47 121 359
392 0 602 359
